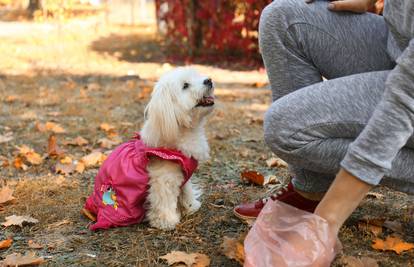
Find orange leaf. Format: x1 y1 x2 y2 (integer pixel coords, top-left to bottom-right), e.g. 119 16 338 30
0 239 12 250
241 170 264 186
372 236 414 254
47 135 65 157
75 161 85 174
221 236 245 265
99 123 115 132
13 157 28 170
36 122 65 133
98 136 122 149
64 136 89 146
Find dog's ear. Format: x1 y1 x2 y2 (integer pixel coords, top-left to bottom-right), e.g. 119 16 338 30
142 81 181 146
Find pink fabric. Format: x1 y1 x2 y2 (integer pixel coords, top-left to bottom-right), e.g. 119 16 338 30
84 134 198 230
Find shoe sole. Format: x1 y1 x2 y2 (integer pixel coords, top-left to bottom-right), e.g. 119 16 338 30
233 207 258 223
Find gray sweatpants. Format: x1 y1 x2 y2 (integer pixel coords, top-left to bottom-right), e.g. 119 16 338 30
260 0 414 194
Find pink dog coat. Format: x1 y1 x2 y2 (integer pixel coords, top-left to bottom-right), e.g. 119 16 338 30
83 134 198 230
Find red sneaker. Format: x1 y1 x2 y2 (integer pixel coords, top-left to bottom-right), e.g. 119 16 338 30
233 182 320 221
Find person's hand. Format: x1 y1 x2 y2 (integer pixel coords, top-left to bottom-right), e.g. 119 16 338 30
306 0 377 14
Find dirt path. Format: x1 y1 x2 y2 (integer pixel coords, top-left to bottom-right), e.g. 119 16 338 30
0 16 413 267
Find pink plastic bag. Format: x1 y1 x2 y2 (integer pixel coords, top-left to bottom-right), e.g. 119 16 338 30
244 200 340 267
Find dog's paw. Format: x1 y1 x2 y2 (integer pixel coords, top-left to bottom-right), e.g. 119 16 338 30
148 211 180 230
182 199 201 216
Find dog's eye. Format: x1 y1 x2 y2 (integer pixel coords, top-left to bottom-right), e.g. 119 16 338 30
183 82 190 90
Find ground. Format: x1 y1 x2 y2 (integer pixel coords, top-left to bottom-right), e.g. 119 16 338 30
0 9 413 267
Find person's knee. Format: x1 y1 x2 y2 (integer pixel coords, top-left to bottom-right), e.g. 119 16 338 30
259 0 305 54
263 101 298 156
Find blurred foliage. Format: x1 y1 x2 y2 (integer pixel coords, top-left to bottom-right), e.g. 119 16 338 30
155 0 271 66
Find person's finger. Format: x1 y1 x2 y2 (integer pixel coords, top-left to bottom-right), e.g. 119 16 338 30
328 0 369 13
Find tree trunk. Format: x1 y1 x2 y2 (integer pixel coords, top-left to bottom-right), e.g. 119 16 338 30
28 0 42 17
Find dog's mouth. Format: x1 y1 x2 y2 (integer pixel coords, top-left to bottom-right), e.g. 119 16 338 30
196 95 215 107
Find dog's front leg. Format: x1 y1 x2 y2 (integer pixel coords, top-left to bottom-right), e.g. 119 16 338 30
180 181 201 215
146 160 182 230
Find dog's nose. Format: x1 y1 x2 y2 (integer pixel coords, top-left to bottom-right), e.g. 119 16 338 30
203 78 212 88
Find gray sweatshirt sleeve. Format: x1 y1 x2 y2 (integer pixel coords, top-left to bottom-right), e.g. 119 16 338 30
341 38 414 185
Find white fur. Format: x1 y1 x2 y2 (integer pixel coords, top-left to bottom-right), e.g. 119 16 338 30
141 67 214 230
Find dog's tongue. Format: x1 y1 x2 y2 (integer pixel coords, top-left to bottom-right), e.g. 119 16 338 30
198 96 215 106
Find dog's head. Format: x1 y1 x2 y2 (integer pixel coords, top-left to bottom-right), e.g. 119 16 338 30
142 67 215 147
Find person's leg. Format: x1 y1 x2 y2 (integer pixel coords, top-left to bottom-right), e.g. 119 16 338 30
259 0 394 102
259 0 395 193
264 70 414 195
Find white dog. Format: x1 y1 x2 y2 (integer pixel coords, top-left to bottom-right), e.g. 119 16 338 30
141 67 215 230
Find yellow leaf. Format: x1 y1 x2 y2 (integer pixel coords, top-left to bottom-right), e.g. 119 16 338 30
81 151 106 167
36 122 65 133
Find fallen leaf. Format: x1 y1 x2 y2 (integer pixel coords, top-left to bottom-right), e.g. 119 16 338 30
0 186 15 205
81 151 107 167
0 252 44 266
99 123 115 132
221 236 245 265
4 95 19 103
266 157 288 168
86 82 101 90
75 161 85 173
16 145 43 165
241 170 264 186
64 136 89 146
372 236 414 254
366 192 384 200
0 133 13 143
48 219 71 228
263 175 279 186
47 135 64 157
2 215 39 227
60 156 72 164
81 208 97 222
36 121 65 133
0 155 9 167
98 136 122 149
358 221 382 237
13 157 28 170
55 162 76 175
340 255 378 267
28 240 43 249
0 239 12 250
159 251 210 267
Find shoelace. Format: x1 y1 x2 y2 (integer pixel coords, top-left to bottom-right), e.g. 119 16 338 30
259 183 289 204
